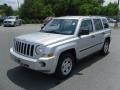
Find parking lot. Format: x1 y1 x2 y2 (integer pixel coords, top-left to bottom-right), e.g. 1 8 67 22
0 24 120 90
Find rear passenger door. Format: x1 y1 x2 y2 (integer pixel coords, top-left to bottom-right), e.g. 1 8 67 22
93 18 104 51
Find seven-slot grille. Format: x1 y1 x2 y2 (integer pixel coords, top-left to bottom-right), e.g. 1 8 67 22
14 40 35 57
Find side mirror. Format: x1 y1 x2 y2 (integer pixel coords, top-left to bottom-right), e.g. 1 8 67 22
41 26 44 30
104 23 109 28
41 23 46 30
78 29 89 36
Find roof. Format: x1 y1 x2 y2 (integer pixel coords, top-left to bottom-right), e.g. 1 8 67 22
54 16 107 19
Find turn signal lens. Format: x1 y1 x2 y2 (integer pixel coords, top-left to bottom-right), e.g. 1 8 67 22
48 53 53 57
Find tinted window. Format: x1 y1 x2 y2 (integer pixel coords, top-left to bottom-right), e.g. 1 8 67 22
93 19 103 31
102 19 109 28
80 20 93 33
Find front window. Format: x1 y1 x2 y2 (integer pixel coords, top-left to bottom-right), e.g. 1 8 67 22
80 19 93 33
41 19 78 35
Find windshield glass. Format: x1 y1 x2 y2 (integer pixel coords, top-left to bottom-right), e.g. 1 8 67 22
7 16 16 19
41 19 78 35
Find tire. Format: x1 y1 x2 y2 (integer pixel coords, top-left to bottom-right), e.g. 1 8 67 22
13 22 16 27
19 21 22 26
100 40 110 55
55 53 75 79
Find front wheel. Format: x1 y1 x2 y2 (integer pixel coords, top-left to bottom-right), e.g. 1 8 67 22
19 21 22 26
100 40 110 55
55 53 75 78
13 22 17 27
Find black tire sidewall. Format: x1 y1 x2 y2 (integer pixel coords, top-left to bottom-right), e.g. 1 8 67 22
101 40 110 55
55 53 75 78
14 22 17 27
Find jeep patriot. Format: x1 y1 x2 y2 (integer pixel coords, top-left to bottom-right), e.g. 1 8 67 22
10 16 111 78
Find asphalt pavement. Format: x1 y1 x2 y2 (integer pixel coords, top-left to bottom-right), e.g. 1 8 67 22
0 24 120 90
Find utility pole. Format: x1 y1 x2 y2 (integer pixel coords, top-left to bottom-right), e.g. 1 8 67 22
114 0 120 28
17 0 20 10
118 0 120 16
17 0 20 16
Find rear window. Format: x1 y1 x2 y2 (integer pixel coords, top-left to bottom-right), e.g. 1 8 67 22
93 19 103 31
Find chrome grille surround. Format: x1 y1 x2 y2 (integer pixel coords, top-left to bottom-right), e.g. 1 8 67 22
13 39 36 58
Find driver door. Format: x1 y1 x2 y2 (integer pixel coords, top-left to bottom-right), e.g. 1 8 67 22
77 19 96 60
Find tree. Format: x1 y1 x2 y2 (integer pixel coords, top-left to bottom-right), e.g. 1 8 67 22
106 3 118 16
19 0 118 23
79 1 101 15
52 0 103 16
20 0 54 20
98 0 104 4
0 4 13 16
13 10 19 16
79 4 93 15
41 4 55 17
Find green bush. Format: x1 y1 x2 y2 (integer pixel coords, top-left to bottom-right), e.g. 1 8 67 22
22 19 42 24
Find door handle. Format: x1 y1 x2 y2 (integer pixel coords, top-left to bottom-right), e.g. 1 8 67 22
91 35 95 38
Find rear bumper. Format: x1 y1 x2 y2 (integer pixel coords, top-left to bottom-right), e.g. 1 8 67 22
10 48 57 74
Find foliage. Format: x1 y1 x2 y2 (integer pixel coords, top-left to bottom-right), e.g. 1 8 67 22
41 4 55 17
13 10 19 16
106 3 118 16
0 4 13 16
20 0 54 20
19 0 118 23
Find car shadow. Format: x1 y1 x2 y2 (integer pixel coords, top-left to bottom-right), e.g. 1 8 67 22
7 52 109 90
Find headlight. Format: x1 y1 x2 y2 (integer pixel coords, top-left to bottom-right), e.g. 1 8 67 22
35 45 53 57
35 45 44 55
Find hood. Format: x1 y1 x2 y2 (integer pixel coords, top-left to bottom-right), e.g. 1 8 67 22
4 19 16 22
16 32 74 45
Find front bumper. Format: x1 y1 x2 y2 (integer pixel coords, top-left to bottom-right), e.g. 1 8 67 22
10 48 57 74
4 22 14 26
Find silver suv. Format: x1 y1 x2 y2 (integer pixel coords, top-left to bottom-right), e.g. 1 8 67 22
10 16 111 78
4 16 22 27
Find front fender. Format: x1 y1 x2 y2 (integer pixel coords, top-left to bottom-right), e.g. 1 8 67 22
53 42 77 70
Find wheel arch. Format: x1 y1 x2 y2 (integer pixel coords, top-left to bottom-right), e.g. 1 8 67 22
54 42 77 63
59 48 77 63
105 37 111 43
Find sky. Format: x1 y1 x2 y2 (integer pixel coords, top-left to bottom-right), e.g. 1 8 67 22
104 0 118 5
0 0 119 10
0 0 24 10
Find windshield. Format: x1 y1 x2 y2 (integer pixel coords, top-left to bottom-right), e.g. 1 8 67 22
41 19 78 35
7 16 16 19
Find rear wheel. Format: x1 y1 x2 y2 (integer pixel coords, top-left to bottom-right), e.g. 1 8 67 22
55 53 75 78
100 40 110 55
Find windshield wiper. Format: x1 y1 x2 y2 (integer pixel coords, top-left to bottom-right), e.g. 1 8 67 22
41 30 71 35
41 30 61 34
